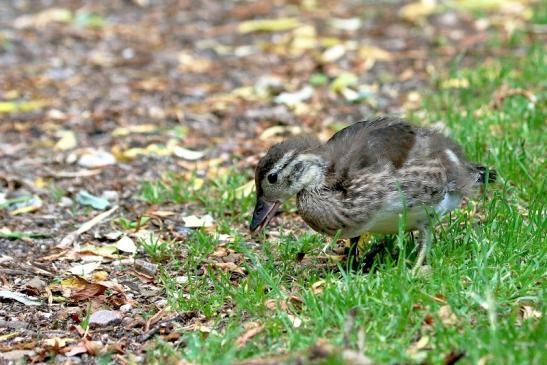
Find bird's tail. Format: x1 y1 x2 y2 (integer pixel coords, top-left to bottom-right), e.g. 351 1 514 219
475 165 497 184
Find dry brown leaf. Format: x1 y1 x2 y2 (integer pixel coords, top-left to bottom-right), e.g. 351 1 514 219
406 335 430 358
311 280 326 294
517 305 542 325
265 298 288 311
145 306 171 332
70 283 107 302
235 321 264 348
211 262 246 275
438 305 458 326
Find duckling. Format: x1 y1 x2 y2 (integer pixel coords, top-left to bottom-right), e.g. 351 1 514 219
250 116 496 274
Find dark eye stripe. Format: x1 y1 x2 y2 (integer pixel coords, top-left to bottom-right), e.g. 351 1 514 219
278 154 297 172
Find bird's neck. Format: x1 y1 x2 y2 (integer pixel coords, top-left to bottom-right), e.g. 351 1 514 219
295 153 327 192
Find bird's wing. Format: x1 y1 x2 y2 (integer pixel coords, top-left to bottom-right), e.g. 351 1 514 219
322 117 417 188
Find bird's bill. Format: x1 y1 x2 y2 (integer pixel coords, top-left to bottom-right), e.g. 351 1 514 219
250 197 281 233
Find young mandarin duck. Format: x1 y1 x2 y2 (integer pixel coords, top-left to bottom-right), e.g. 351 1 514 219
250 117 496 274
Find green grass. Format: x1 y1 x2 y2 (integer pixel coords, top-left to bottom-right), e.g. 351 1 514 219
136 42 546 364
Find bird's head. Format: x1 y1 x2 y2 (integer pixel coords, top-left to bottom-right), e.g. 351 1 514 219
250 135 324 233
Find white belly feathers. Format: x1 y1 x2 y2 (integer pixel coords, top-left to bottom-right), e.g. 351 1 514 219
342 192 463 236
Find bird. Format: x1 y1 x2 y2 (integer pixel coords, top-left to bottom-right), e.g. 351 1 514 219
250 116 496 274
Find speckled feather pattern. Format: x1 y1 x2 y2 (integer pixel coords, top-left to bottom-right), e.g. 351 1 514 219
296 119 481 237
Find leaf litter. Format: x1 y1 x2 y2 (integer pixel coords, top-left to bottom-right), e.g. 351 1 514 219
0 0 537 363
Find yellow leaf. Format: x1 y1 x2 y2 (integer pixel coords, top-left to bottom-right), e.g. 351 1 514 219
54 130 77 150
399 0 437 23
259 125 302 140
192 178 205 191
10 195 43 215
358 46 393 62
238 18 302 33
406 335 430 358
34 176 47 189
112 124 157 137
91 271 109 281
0 100 47 113
43 337 77 348
60 276 89 290
441 78 470 89
455 0 507 11
234 180 255 199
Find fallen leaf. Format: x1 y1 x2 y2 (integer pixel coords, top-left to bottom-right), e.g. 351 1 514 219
235 322 264 348
115 235 137 254
358 45 393 62
265 298 288 311
173 146 207 160
111 124 157 137
259 125 302 140
68 262 101 276
330 72 358 92
441 78 470 89
54 130 77 150
78 150 116 168
232 180 255 199
275 86 314 105
321 44 346 63
311 280 326 294
406 335 430 359
60 276 90 290
210 262 246 275
75 190 110 210
517 305 542 325
13 8 72 28
329 17 362 31
64 343 88 357
182 214 215 228
238 18 301 33
70 283 107 301
73 10 106 28
42 337 77 348
287 314 302 328
399 0 437 23
178 52 214 73
79 244 118 257
0 228 49 239
438 305 458 326
91 271 109 281
455 0 516 11
0 100 47 113
0 290 41 306
9 195 43 215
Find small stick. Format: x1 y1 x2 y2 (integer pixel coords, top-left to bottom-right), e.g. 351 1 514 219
57 206 118 248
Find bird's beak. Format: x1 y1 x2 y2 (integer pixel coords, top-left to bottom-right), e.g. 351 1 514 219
250 197 281 233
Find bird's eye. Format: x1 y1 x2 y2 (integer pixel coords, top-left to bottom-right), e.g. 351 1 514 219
267 173 278 184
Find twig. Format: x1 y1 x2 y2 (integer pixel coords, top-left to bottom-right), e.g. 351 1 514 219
57 206 119 248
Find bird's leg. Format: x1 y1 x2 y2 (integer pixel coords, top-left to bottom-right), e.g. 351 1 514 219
347 234 371 269
411 224 433 276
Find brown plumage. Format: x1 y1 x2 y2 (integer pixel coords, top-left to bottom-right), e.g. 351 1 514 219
250 116 495 273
